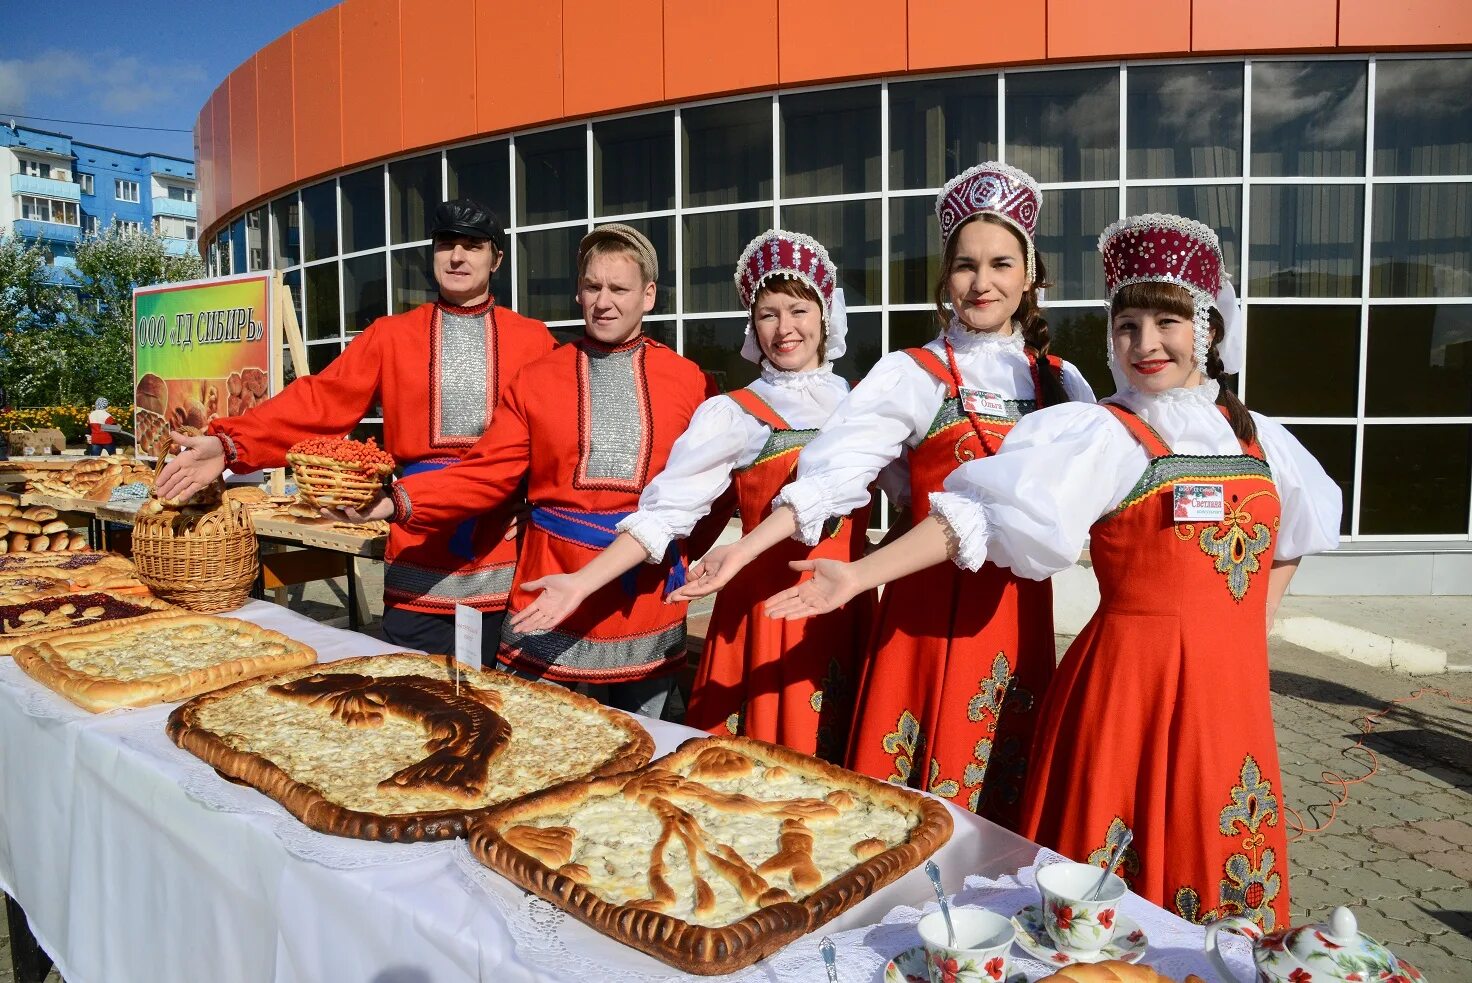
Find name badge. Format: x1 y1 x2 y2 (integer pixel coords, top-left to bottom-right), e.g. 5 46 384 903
1174 483 1225 522
960 388 1008 417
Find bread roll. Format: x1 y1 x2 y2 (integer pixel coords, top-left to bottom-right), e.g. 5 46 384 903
7 518 40 535
41 519 68 534
29 534 50 552
68 532 88 550
22 506 57 521
48 534 71 552
0 503 16 516
8 533 26 552
1038 962 1202 983
0 539 8 554
0 491 19 506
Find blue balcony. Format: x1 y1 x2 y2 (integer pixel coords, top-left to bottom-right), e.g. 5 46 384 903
161 236 196 256
152 195 197 220
12 219 81 244
10 173 81 201
41 259 77 287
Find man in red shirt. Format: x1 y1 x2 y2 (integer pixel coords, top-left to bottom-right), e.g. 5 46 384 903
86 398 119 455
347 226 710 716
155 200 555 659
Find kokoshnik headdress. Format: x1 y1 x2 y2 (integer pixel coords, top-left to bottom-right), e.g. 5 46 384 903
935 161 1043 284
1097 212 1243 377
734 229 847 365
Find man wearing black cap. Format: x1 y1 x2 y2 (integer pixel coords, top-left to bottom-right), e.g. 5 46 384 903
156 199 556 656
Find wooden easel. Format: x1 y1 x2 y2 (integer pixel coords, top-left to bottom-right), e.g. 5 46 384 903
272 272 309 496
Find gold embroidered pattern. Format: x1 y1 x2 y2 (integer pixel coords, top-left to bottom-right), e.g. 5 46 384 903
1086 817 1142 884
881 710 921 786
1172 754 1283 932
1197 491 1276 602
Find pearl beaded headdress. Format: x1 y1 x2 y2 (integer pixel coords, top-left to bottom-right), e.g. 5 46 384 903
734 229 847 364
935 162 1043 284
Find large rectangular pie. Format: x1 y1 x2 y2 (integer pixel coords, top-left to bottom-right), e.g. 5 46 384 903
167 653 656 842
467 735 954 975
0 591 177 652
12 614 316 712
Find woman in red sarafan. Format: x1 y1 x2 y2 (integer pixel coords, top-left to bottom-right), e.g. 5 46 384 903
764 213 1342 931
674 163 1094 827
503 230 883 759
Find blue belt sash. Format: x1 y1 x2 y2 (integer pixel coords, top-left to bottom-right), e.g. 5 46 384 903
402 458 479 561
531 505 686 598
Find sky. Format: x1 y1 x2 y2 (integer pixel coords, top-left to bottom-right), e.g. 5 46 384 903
0 0 339 160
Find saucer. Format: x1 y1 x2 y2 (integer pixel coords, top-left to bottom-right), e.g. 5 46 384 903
884 945 1026 983
1012 903 1148 967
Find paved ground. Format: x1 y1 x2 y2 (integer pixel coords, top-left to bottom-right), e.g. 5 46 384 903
4 575 1467 982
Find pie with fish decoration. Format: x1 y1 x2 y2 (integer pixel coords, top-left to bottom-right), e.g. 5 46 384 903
166 652 655 842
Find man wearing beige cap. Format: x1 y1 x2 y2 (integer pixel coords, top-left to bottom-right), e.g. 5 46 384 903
351 224 710 715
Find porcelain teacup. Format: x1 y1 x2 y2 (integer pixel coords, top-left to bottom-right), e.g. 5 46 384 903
1035 861 1126 956
917 907 1014 983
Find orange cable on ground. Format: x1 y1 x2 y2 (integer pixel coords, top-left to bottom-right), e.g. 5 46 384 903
1285 686 1472 842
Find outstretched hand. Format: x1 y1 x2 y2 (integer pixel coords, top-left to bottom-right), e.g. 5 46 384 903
763 558 863 620
666 543 749 603
508 573 590 635
319 493 395 524
153 430 227 502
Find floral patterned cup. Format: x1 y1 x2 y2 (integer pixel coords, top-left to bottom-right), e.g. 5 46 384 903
917 908 1015 983
1035 861 1127 955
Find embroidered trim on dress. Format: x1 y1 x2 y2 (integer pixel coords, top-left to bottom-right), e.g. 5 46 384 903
574 341 654 493
429 304 499 448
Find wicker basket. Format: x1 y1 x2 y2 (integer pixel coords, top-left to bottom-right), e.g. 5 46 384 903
287 453 393 511
132 500 258 613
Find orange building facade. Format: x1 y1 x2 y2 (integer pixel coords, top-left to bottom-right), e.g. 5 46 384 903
197 0 1472 580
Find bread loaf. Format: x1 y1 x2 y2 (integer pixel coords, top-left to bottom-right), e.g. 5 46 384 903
7 518 41 535
22 506 58 522
29 535 51 552
8 533 26 552
68 533 88 550
41 519 68 535
1039 962 1205 983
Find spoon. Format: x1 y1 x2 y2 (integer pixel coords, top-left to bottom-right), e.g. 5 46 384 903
819 936 838 983
924 860 956 947
1086 829 1134 900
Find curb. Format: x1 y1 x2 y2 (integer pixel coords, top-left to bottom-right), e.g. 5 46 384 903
1271 616 1448 676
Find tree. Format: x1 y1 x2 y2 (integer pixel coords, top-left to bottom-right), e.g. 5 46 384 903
0 233 80 405
68 225 206 406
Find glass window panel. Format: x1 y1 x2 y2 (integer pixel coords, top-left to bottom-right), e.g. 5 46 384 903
682 98 772 207
888 75 998 190
829 312 883 387
229 218 247 275
307 340 342 375
781 198 882 306
517 226 581 323
245 208 266 271
889 309 943 353
304 262 341 341
447 139 511 226
642 321 677 350
594 112 674 215
1126 185 1241 276
300 180 337 263
1242 305 1359 416
390 244 436 313
683 317 758 392
1036 187 1117 301
1360 425 1472 535
683 208 766 314
1250 61 1366 177
890 196 941 306
1006 68 1119 184
1366 305 1472 417
1127 63 1243 179
390 153 441 245
591 216 674 315
1282 424 1354 535
1374 59 1472 176
517 126 585 225
1370 183 1472 299
282 266 303 329
271 195 300 269
1248 185 1363 298
350 421 384 445
342 253 387 332
339 168 384 254
1045 307 1112 398
781 86 881 198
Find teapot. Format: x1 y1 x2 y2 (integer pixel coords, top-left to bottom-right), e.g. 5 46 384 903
1206 906 1426 983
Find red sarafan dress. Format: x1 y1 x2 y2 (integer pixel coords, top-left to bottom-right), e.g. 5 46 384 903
684 389 874 761
846 341 1058 825
1021 404 1292 931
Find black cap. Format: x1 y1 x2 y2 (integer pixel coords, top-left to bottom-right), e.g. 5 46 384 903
430 198 505 250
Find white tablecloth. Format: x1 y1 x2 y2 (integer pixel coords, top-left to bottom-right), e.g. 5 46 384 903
0 601 1244 982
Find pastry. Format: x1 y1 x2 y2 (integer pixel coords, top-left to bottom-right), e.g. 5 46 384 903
469 736 954 975
0 591 176 650
1040 963 1204 983
168 653 656 842
286 437 396 511
0 576 74 604
11 614 316 712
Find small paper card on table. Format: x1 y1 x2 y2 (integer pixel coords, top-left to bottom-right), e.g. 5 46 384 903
453 603 482 670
